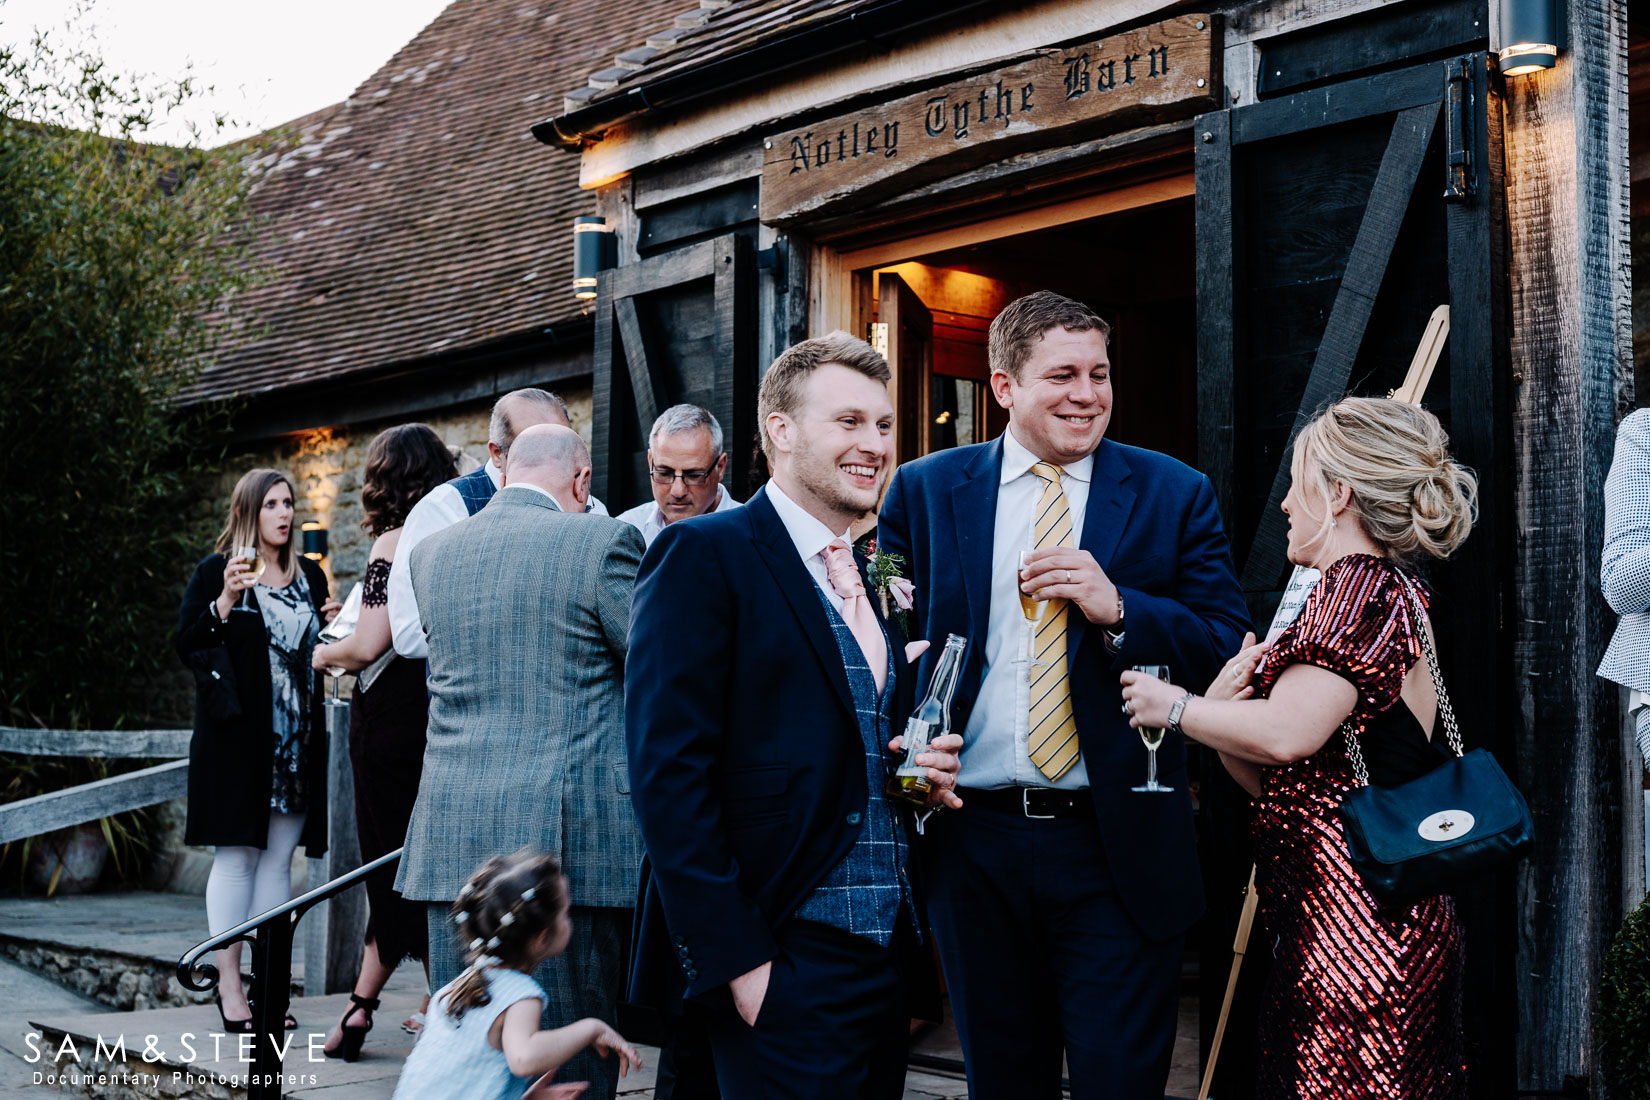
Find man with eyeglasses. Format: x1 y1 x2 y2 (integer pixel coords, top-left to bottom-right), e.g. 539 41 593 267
618 404 742 547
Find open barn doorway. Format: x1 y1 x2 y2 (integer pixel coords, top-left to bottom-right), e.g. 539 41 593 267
857 193 1204 1092
865 195 1197 471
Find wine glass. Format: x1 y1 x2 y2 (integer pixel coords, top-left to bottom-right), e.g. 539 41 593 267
1129 664 1174 794
233 545 265 611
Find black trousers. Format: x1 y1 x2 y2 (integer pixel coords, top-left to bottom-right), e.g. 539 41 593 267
704 919 910 1100
924 806 1182 1100
653 1005 721 1100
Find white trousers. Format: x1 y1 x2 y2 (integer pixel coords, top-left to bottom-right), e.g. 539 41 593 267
205 812 306 935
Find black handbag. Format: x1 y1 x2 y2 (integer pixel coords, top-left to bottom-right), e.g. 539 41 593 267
1337 579 1533 908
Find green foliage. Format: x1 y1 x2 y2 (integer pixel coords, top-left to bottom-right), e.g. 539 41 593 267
1599 892 1650 1098
0 11 263 730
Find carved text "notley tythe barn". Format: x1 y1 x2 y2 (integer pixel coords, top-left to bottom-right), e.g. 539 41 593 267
759 14 1220 224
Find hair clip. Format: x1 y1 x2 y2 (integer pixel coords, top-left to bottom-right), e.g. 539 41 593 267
498 912 515 927
459 883 475 897
469 937 484 951
486 936 501 949
520 887 536 901
455 910 470 924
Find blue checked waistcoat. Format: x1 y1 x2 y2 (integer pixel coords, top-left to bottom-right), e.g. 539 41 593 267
793 586 918 946
450 465 498 517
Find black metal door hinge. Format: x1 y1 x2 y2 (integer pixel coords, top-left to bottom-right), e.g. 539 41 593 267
1443 55 1475 203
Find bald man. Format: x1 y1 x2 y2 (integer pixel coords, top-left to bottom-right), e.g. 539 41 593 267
388 388 609 659
502 423 595 513
397 417 644 1100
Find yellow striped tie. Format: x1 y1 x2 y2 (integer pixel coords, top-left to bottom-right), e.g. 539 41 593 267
1027 461 1079 780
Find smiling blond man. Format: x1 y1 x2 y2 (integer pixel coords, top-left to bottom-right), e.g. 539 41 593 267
877 290 1249 1100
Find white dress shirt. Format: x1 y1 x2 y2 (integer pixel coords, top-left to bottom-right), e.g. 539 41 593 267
617 484 743 547
387 460 607 658
958 426 1095 790
765 481 851 613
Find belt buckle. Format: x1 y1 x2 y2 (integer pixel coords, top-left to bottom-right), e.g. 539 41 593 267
1022 788 1056 820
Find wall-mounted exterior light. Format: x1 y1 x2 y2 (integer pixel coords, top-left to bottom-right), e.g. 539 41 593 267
574 216 612 300
1499 0 1557 76
301 521 328 561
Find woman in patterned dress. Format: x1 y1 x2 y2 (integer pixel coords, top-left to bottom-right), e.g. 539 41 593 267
179 469 340 1033
1121 397 1479 1098
312 424 456 1059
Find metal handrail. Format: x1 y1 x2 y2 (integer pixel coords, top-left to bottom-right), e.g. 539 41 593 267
175 846 402 1100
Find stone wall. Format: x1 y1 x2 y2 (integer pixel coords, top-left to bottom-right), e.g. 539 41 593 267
148 384 595 888
200 382 596 599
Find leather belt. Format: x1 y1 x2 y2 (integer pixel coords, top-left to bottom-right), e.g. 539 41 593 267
958 786 1094 819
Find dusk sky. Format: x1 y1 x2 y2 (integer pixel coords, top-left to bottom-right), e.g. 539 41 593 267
0 0 454 145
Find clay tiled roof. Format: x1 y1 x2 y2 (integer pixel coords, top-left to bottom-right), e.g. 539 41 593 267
184 0 687 405
558 1 875 115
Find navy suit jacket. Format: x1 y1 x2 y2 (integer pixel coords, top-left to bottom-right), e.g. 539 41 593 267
877 436 1248 938
624 487 935 1016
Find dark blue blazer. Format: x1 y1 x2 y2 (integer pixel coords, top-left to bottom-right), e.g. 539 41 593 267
624 487 934 1015
877 437 1249 938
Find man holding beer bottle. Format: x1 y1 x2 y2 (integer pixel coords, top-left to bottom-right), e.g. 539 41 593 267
878 291 1248 1100
625 332 963 1100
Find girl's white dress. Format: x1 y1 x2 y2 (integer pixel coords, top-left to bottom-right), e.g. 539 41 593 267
392 967 546 1100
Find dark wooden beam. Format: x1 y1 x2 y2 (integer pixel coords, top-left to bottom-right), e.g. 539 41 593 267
1442 53 1520 1100
615 296 664 434
713 233 757 496
1256 0 1486 99
1507 0 1635 1091
590 284 622 504
1233 58 1446 146
1239 100 1441 589
1194 107 1236 525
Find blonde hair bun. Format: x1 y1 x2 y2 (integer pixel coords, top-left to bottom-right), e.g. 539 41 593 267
1294 397 1478 564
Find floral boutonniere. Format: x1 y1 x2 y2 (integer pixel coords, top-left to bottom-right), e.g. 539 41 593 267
861 537 915 634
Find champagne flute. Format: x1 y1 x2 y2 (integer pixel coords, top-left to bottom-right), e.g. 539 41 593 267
233 545 264 611
1129 664 1174 793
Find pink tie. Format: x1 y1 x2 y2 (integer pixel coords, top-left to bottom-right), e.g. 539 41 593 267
821 540 888 695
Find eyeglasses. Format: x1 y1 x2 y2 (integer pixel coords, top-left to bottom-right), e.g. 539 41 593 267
649 460 721 487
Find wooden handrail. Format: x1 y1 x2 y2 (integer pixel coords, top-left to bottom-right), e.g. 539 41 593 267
0 726 191 758
0 759 188 844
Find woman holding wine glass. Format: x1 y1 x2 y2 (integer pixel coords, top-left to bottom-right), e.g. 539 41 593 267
1120 397 1478 1098
177 468 339 1034
310 424 455 1059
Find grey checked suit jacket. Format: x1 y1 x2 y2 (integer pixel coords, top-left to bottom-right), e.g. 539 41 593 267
395 487 645 906
1600 410 1650 693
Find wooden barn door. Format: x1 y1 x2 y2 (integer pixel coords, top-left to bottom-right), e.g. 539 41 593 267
589 233 757 511
1193 53 1512 1099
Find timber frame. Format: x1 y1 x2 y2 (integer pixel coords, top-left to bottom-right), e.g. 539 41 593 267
555 0 1638 1095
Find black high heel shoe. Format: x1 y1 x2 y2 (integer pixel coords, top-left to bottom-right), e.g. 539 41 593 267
214 992 255 1034
322 993 379 1062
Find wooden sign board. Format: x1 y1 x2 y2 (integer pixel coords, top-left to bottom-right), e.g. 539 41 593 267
760 14 1220 225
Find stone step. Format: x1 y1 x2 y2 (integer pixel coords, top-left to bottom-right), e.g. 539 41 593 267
0 891 305 1010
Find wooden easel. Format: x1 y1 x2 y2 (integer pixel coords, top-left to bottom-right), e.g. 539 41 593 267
1195 303 1449 1100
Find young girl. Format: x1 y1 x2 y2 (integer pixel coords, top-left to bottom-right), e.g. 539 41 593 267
392 850 640 1100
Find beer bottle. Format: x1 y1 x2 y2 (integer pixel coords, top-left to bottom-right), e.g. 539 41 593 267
886 634 967 807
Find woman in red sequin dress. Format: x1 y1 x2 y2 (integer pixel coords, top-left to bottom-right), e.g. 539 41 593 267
1122 397 1479 1098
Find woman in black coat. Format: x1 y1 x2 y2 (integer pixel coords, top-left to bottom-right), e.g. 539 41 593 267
177 468 338 1033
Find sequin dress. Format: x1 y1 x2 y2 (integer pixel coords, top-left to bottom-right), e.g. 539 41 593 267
1248 554 1466 1099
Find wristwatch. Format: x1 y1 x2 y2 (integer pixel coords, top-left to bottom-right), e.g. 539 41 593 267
1103 594 1126 650
1167 691 1196 736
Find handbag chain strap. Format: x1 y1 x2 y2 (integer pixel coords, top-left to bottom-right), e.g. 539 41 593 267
1343 576 1465 787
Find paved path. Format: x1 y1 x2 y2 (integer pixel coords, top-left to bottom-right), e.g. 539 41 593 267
0 955 113 1093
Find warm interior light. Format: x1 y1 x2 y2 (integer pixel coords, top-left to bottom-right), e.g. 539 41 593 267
301 521 328 561
573 216 611 300
1499 41 1557 75
1498 0 1557 75
933 410 952 424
